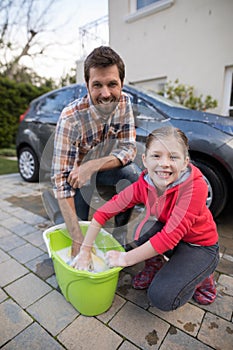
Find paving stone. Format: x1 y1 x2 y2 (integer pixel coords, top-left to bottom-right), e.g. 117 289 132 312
218 236 233 256
38 241 48 253
37 221 52 230
159 327 212 350
222 252 233 263
198 312 233 350
116 278 149 309
0 249 10 263
2 322 64 350
19 212 46 225
0 226 12 239
191 285 233 321
0 299 33 347
58 315 123 350
149 302 204 337
218 274 233 296
0 288 8 303
5 193 48 218
9 221 36 236
0 259 28 287
225 245 233 256
5 273 52 308
109 302 170 349
118 341 139 350
0 216 24 230
97 294 126 323
26 290 78 336
217 257 233 275
0 211 10 220
218 224 233 240
0 233 26 251
26 254 55 279
9 243 44 264
24 230 46 247
46 274 58 289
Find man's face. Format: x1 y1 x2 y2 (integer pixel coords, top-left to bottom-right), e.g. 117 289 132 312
87 65 123 115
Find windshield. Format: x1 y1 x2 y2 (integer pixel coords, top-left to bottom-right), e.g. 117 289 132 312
129 85 187 108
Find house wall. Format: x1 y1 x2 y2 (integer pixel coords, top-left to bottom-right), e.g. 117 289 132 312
108 0 233 115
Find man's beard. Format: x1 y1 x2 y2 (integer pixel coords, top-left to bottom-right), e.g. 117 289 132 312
94 100 118 116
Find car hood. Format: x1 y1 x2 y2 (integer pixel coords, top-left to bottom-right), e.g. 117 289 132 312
165 107 233 136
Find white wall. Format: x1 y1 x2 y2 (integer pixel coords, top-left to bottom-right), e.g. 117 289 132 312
109 0 233 115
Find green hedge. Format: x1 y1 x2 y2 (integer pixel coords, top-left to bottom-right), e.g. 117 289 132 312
0 77 51 148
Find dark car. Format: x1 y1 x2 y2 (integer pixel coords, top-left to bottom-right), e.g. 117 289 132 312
16 83 233 218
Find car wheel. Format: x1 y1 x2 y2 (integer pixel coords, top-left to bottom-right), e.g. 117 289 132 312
192 160 228 218
18 147 39 182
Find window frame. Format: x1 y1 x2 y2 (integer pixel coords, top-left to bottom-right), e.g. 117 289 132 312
125 0 174 23
222 66 233 116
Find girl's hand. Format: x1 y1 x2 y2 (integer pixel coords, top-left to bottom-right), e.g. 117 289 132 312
71 249 93 271
105 250 127 267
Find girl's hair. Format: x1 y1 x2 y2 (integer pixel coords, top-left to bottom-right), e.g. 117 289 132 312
145 126 189 157
84 46 125 84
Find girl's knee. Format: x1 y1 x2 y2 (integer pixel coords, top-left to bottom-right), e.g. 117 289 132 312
148 287 171 311
147 286 182 311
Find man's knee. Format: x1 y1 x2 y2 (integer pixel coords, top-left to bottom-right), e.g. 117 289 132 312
120 162 141 182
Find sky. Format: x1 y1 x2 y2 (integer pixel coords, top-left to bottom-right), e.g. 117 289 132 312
21 0 108 81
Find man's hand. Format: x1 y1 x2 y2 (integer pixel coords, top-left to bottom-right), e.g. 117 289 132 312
68 161 94 188
68 156 121 189
71 240 82 258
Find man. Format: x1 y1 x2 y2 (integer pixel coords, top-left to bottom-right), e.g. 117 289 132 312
52 46 141 257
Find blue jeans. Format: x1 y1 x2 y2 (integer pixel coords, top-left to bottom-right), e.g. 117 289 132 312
132 220 219 311
74 162 141 227
148 241 219 311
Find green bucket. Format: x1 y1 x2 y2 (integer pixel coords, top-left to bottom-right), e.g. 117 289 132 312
43 222 125 316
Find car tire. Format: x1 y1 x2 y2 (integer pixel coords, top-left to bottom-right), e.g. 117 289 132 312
18 147 39 182
193 160 228 218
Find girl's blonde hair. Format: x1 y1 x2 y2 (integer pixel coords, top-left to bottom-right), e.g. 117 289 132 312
145 126 189 157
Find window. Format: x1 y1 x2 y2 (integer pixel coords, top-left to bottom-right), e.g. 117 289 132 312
137 0 160 10
230 77 233 117
222 66 233 116
37 88 76 115
126 0 174 23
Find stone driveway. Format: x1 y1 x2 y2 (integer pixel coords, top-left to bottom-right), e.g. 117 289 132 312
0 173 232 349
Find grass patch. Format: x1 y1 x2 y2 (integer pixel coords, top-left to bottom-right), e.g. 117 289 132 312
0 148 17 157
0 156 18 175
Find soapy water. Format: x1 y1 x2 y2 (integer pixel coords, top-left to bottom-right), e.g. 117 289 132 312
56 245 109 273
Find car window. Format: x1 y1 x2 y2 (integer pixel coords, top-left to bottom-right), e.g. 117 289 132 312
73 85 87 99
125 90 165 121
137 97 166 121
36 88 76 115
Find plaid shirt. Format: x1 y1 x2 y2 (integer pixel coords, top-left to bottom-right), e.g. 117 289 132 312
52 92 137 199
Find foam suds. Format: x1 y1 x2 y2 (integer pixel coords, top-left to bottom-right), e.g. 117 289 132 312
56 245 109 273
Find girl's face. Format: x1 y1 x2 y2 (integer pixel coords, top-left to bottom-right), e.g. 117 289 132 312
142 136 189 192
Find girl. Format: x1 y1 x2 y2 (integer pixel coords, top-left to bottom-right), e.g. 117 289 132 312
73 126 219 311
